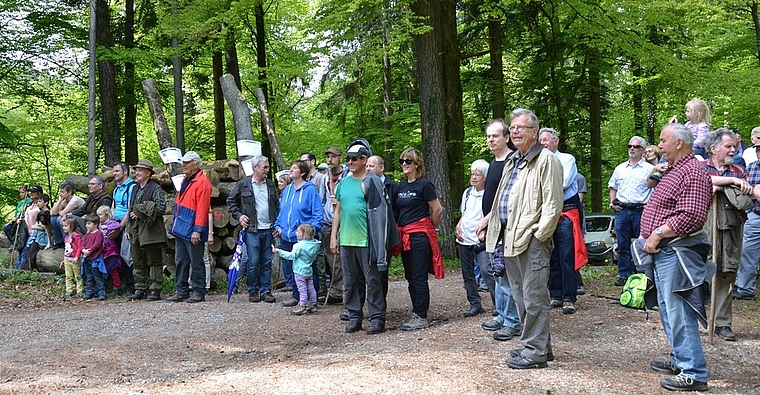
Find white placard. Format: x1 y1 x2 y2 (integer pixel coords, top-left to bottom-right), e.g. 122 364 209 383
236 140 261 157
159 147 182 164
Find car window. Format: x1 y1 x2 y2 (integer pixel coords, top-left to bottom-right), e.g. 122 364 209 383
586 217 611 232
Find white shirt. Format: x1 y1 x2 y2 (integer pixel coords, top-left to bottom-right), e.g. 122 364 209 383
608 159 653 204
458 187 484 246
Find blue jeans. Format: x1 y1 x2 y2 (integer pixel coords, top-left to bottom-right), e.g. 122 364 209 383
736 211 760 296
245 230 274 295
548 216 577 302
615 208 642 280
495 274 521 330
174 238 207 297
279 239 296 294
51 215 64 245
654 248 708 382
16 243 30 270
83 260 106 298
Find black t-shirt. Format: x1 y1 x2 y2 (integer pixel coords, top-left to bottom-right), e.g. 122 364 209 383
395 177 437 227
482 158 506 215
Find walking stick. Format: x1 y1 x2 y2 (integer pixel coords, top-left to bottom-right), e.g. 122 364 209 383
708 195 718 345
8 185 30 268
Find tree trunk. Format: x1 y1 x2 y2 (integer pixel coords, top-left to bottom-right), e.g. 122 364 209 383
488 15 505 120
212 51 227 160
381 18 395 173
632 60 643 134
141 78 180 175
254 1 273 161
253 88 286 171
123 0 138 165
224 25 242 90
220 73 254 147
172 37 184 152
96 0 121 167
752 1 760 68
588 52 603 213
412 0 455 258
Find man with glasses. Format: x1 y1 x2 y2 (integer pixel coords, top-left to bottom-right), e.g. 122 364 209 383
609 136 653 286
227 155 280 304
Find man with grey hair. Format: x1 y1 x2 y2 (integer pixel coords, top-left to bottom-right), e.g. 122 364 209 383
735 135 760 301
71 176 114 234
741 126 760 165
227 155 279 303
609 135 653 286
702 128 753 341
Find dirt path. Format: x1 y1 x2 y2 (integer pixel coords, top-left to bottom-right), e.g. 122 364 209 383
0 268 759 394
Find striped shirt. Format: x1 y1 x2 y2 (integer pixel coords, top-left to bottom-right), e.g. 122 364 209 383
748 161 760 213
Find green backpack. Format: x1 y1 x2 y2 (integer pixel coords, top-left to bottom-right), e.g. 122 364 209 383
620 273 648 309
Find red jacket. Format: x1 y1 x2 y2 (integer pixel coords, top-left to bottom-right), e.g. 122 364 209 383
170 170 212 242
560 208 588 270
396 216 445 279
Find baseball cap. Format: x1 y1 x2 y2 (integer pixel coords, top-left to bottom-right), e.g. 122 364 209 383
346 144 370 158
317 163 328 170
180 151 201 162
30 185 43 194
325 147 341 156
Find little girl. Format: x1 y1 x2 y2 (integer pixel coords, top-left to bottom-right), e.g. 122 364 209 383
272 223 321 315
97 206 122 296
672 98 710 158
25 194 51 270
81 213 107 301
59 217 83 298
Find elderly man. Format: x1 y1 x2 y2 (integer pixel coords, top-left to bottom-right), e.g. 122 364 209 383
735 140 760 301
71 176 114 234
609 136 653 286
741 126 760 165
169 151 212 303
702 129 753 341
539 127 584 315
478 119 522 342
320 146 346 305
641 123 712 391
227 155 279 304
125 159 167 302
481 108 563 369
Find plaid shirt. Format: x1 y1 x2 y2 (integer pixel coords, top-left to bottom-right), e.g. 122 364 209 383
640 151 713 238
498 152 525 226
748 161 760 213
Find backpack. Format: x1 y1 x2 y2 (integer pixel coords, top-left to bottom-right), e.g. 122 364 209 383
619 273 647 309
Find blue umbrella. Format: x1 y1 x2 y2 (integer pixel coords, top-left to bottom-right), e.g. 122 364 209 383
227 228 246 302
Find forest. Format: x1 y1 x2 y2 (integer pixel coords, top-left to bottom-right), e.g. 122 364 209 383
2 0 760 256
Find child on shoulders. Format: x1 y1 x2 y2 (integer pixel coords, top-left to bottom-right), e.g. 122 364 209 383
272 223 321 315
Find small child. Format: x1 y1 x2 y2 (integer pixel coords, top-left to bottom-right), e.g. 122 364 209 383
81 213 107 301
272 223 321 315
97 206 122 296
679 98 711 158
59 217 84 298
25 194 52 270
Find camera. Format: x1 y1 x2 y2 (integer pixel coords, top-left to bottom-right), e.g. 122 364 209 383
473 242 487 254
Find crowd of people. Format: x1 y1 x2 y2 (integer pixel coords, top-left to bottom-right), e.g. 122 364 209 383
5 99 760 392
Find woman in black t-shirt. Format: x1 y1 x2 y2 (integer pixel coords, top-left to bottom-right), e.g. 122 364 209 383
393 148 443 331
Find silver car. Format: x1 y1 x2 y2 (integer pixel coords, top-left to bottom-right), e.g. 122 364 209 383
584 213 617 265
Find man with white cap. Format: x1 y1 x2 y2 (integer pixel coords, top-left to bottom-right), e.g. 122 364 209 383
168 151 213 303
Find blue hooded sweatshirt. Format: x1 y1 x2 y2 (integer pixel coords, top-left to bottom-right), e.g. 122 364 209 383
277 238 321 277
274 181 323 243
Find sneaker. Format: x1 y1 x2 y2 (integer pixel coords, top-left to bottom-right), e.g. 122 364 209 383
248 292 260 303
290 305 308 316
463 306 485 317
478 284 489 292
113 288 123 297
562 301 576 315
481 319 503 331
260 292 276 303
307 304 318 314
614 277 627 286
506 355 548 369
493 326 521 341
660 373 708 392
98 296 106 301
366 322 385 335
650 360 680 375
146 291 161 301
732 291 756 301
550 299 563 308
576 285 586 295
715 326 737 341
400 313 429 331
126 291 145 301
282 298 298 307
280 286 292 293
510 348 554 362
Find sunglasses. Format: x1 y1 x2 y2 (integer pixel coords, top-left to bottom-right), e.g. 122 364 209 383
399 158 414 165
347 156 364 162
628 144 642 149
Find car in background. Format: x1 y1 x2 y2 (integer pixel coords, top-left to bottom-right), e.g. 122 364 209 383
584 213 616 265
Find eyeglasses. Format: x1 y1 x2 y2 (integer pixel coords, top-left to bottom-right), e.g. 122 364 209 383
508 125 535 133
399 158 414 165
628 144 642 149
347 157 364 162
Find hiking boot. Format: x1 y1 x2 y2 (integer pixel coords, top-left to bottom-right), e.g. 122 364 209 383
366 322 385 335
614 277 627 286
185 294 205 303
715 326 737 341
339 311 350 321
248 292 260 303
280 286 292 293
660 373 708 392
732 291 756 300
126 292 145 301
493 326 521 341
345 320 362 333
463 306 484 317
146 291 161 301
282 298 298 307
261 292 276 303
307 304 318 314
650 360 680 375
165 294 188 302
400 313 429 331
576 285 586 295
481 319 502 331
562 301 576 315
325 295 343 305
290 305 308 316
510 348 554 362
506 355 548 369
550 299 563 308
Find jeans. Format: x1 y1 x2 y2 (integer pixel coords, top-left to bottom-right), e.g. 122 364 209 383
654 248 708 382
16 243 30 270
280 239 296 295
736 211 760 296
175 238 207 297
548 216 577 302
495 273 521 330
615 207 642 280
51 215 64 245
83 260 106 298
245 230 274 295
401 232 431 318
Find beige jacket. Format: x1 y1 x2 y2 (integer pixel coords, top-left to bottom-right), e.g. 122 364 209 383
485 142 564 257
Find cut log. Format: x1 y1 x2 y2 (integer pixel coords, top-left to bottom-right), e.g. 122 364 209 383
220 74 254 144
221 236 236 253
208 236 222 253
215 253 233 269
142 78 182 176
253 88 286 171
212 207 231 228
215 226 229 237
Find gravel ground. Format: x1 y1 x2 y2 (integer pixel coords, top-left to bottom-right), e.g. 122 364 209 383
0 266 759 394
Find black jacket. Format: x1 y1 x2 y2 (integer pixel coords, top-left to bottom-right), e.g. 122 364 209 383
227 176 279 232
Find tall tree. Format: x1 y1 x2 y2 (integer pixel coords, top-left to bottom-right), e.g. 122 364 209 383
123 0 138 164
96 0 121 166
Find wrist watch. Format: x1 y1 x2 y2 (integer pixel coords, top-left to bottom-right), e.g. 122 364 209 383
655 227 663 236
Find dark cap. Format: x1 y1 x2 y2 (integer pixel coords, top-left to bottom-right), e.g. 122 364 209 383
325 147 341 156
346 144 370 158
133 159 155 175
30 185 43 194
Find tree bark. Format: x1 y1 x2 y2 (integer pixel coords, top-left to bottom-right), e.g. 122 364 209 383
141 78 180 175
632 60 643 134
488 15 505 120
96 0 121 167
172 36 184 152
588 52 603 213
411 0 455 258
253 88 286 171
220 73 254 147
224 25 242 90
381 19 395 173
212 51 227 160
752 1 760 68
254 2 273 161
123 0 138 165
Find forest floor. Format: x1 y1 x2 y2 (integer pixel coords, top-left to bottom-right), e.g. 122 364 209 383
0 262 759 395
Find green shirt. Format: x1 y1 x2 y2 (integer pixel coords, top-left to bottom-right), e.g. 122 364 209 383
15 198 32 218
335 176 368 247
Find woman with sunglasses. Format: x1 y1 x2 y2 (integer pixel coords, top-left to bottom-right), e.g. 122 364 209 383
393 148 444 331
